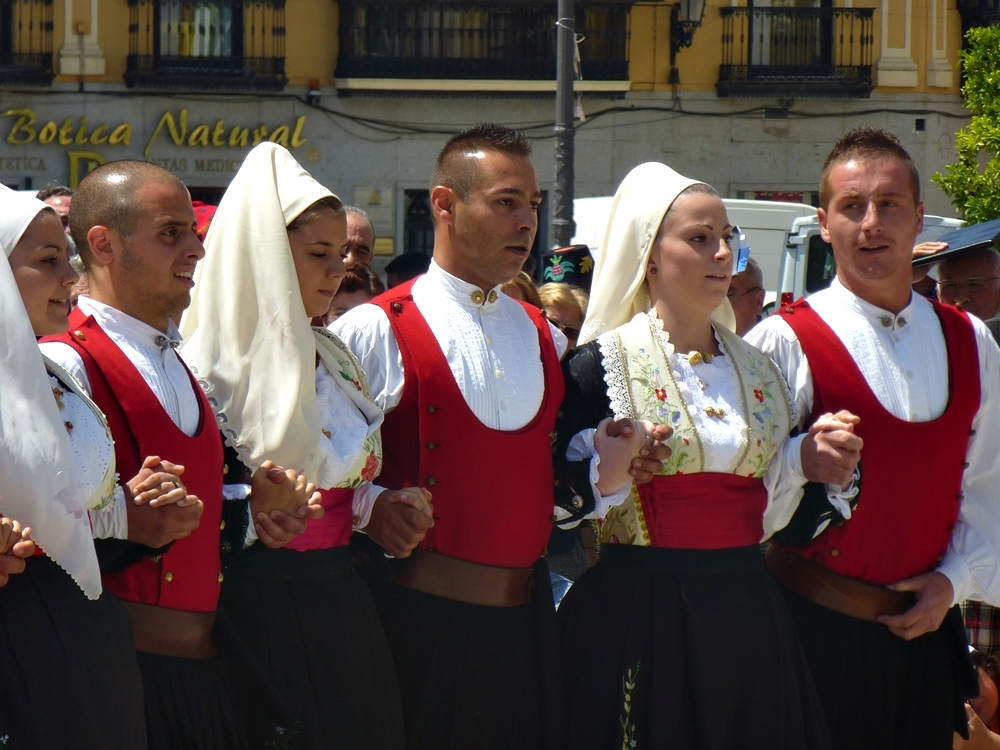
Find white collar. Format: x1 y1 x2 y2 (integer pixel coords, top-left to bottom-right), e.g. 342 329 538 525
426 260 504 311
827 277 922 332
76 296 183 350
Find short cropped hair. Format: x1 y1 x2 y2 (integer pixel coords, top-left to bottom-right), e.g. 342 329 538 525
430 124 533 199
344 205 375 237
36 185 74 201
739 257 764 290
70 160 185 270
819 127 920 209
286 195 345 232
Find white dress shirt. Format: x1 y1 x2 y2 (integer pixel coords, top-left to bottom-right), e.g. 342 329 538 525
747 278 1000 606
331 261 577 524
40 296 251 543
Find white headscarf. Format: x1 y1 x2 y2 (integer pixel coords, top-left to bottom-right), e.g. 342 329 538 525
180 143 370 486
579 162 736 345
0 185 102 599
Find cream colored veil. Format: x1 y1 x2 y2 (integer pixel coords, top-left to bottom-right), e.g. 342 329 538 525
0 186 102 599
180 142 370 487
579 162 735 345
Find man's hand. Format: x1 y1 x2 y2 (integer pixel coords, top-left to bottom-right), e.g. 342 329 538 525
800 410 863 489
128 455 198 508
912 241 949 284
365 488 434 558
878 571 954 640
125 476 204 548
249 461 321 520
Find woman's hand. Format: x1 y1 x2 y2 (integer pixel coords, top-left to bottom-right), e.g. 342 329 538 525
0 518 34 587
594 418 653 495
249 461 320 519
954 704 1000 749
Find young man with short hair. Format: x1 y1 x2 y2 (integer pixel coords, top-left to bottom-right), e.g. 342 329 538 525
749 128 1000 749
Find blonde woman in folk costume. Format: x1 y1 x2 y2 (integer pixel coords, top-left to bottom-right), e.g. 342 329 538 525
180 142 422 749
553 163 863 749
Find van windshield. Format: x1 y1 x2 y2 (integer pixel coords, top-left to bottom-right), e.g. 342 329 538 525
806 235 837 294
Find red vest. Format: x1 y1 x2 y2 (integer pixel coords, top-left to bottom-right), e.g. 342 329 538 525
44 309 224 612
639 473 767 549
777 299 980 585
373 281 565 568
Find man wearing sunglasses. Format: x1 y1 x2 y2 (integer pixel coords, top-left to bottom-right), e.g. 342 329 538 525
727 256 766 336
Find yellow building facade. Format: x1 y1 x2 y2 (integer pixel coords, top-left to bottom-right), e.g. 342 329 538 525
0 0 977 266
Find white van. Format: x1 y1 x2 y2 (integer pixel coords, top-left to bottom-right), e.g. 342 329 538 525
572 197 817 296
776 214 964 307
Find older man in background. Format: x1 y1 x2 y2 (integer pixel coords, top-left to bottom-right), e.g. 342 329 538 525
937 248 1000 321
727 257 766 336
344 206 376 267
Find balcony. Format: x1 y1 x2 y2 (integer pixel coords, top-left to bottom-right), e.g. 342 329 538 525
718 7 874 98
0 0 54 86
125 0 286 91
336 1 632 88
957 0 1000 41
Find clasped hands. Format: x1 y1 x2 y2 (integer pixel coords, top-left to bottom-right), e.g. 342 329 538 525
593 418 674 496
127 455 321 550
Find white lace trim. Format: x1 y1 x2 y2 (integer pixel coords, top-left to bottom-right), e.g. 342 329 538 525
598 330 634 420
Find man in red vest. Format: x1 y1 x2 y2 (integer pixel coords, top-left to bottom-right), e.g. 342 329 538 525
332 124 670 749
40 160 318 750
748 127 1000 749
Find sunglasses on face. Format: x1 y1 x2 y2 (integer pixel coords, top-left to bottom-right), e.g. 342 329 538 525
541 310 581 340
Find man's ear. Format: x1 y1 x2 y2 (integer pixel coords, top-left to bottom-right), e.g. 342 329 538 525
86 225 117 268
430 185 457 227
817 207 831 244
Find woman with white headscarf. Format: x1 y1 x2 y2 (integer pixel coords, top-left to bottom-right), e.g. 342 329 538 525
551 164 852 748
180 142 410 749
0 187 192 748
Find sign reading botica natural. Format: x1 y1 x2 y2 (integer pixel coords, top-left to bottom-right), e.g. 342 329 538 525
1 108 308 187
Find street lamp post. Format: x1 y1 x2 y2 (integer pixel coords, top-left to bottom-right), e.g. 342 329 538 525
552 0 576 250
669 0 708 85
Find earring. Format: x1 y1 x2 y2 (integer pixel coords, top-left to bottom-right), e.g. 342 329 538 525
648 266 658 276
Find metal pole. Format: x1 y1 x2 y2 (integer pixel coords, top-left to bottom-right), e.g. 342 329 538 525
552 0 576 249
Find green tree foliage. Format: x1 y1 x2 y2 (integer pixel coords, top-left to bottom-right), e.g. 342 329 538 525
933 24 1000 223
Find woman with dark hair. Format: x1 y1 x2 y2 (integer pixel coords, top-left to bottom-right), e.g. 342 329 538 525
327 263 386 322
180 143 415 749
554 163 858 749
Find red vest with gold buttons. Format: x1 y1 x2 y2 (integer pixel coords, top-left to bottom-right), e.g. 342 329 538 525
46 309 224 612
776 299 979 586
373 281 565 568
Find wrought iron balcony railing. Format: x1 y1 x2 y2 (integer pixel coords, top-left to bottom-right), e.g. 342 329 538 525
718 6 874 98
0 0 53 86
126 0 286 91
336 1 632 81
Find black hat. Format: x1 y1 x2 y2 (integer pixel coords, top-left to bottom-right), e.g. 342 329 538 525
542 244 594 289
912 218 1000 268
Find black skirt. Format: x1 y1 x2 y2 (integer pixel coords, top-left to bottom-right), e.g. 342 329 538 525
218 545 405 750
559 544 831 750
0 555 147 750
370 558 566 750
782 587 976 750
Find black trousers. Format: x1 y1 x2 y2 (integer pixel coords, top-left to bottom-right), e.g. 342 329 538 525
782 586 978 750
370 558 566 750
